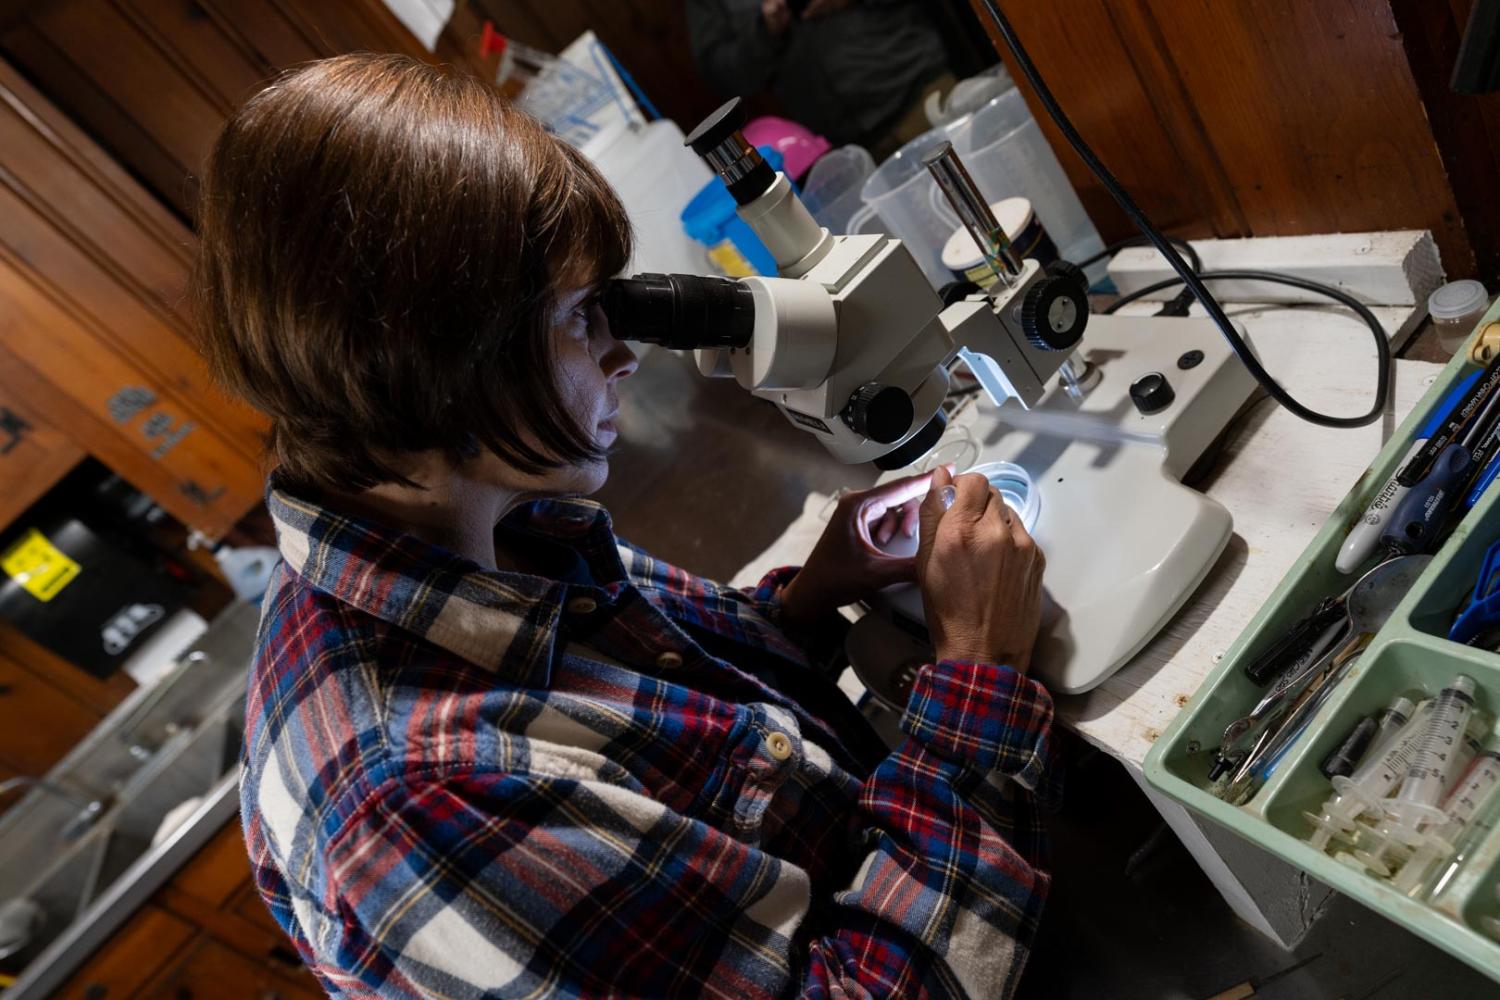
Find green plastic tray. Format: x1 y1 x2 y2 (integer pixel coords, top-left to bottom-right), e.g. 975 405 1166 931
1144 300 1500 982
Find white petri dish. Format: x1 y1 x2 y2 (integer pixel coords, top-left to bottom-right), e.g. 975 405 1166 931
967 460 1040 533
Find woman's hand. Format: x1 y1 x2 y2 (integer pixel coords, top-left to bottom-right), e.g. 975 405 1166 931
915 466 1046 671
778 471 938 631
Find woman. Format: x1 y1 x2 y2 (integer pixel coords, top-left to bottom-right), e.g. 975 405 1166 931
195 53 1054 999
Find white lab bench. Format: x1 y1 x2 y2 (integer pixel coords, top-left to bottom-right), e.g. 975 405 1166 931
733 234 1446 948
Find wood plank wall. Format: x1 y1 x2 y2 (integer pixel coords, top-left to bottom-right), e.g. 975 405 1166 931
969 0 1489 282
1390 0 1500 285
0 0 486 220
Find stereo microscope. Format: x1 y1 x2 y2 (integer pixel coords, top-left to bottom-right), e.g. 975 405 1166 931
603 98 1257 693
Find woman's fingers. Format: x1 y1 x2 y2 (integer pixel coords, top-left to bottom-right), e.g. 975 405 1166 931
900 497 921 538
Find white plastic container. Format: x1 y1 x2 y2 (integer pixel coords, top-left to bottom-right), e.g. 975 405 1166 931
1429 280 1491 357
940 196 1059 288
581 119 712 277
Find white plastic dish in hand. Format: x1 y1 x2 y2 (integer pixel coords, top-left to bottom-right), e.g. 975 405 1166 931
874 461 1039 559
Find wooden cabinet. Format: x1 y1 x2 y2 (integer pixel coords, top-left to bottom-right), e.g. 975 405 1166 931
54 905 198 1000
59 819 326 1000
0 54 267 540
0 643 102 778
143 938 323 1000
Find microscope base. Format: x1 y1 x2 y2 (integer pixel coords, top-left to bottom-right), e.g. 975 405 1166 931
857 313 1259 696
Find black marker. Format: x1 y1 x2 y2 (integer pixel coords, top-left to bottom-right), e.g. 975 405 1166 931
1399 353 1500 488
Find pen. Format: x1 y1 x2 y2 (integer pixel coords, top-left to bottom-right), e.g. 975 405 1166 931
1398 355 1500 488
1337 371 1481 573
1465 451 1500 509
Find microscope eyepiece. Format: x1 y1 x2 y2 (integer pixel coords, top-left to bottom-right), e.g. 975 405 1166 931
685 98 775 207
601 273 756 351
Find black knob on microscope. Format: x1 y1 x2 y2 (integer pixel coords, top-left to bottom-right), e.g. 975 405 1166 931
842 383 914 444
1044 259 1090 297
1020 276 1088 352
1130 371 1176 414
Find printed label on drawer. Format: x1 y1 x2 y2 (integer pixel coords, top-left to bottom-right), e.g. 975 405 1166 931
1 528 80 601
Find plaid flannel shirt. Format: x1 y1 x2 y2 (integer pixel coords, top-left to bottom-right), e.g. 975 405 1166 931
241 478 1060 998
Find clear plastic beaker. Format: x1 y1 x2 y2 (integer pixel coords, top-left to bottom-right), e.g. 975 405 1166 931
858 119 976 286
957 90 1105 284
857 88 1104 288
801 145 876 235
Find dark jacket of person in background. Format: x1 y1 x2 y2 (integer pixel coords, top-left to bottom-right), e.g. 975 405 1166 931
687 0 948 148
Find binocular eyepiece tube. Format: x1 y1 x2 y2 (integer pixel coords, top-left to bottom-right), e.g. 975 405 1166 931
601 273 756 351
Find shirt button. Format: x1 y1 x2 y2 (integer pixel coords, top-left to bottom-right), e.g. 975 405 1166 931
566 596 598 616
766 732 792 761
655 651 684 669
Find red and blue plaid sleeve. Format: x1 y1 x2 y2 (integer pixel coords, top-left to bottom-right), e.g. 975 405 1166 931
901 661 1061 812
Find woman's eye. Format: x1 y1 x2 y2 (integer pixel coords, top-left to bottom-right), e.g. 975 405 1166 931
573 298 601 331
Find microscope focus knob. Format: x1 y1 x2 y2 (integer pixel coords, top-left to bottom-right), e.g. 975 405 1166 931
1020 276 1088 352
1044 259 1090 297
842 383 914 444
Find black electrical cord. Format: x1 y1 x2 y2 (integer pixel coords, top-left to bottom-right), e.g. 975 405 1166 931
1075 234 1200 316
976 0 1390 428
1075 234 1203 275
1102 271 1393 327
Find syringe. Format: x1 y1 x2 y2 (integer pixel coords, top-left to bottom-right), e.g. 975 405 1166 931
1355 675 1484 876
1320 696 1416 780
1305 699 1434 852
1393 742 1500 895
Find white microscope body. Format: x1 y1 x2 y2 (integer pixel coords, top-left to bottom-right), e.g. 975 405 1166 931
604 99 1255 693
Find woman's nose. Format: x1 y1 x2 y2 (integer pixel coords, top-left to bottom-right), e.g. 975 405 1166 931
595 303 638 380
603 335 638 381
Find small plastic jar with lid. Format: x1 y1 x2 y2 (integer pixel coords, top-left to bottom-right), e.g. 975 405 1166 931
1428 280 1491 356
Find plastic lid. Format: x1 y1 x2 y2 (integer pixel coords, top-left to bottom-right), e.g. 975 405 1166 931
1428 280 1489 320
941 197 1033 269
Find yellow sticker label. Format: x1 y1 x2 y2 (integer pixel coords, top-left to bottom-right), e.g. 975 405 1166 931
707 240 757 278
2 528 80 602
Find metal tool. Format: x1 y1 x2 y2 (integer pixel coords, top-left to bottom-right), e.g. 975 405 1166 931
1212 556 1431 789
1199 952 1321 1000
1241 595 1346 686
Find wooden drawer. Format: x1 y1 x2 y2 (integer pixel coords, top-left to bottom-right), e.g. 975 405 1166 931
53 904 196 1000
141 937 323 1000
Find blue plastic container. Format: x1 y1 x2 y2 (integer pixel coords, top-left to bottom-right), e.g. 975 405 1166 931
680 146 788 277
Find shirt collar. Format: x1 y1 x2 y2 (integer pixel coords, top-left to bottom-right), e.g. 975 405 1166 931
266 474 616 684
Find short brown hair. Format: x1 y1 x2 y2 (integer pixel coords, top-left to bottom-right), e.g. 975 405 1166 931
191 53 632 492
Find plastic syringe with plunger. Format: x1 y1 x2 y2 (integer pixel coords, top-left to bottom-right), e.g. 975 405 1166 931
1354 675 1486 876
1392 742 1500 896
1306 699 1435 852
